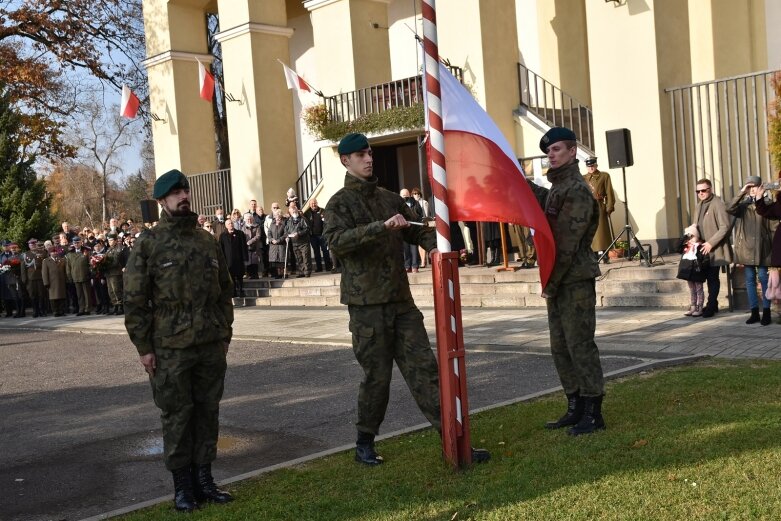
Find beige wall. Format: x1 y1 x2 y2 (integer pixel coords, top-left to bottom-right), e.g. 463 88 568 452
689 0 768 81
585 0 672 240
309 0 392 93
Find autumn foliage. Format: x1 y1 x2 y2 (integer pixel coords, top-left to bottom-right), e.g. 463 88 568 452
0 0 145 158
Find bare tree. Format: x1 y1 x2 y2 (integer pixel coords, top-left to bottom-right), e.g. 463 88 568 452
72 97 140 224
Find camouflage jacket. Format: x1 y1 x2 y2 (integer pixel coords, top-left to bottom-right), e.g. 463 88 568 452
324 173 436 305
104 245 126 276
123 211 234 356
528 160 600 297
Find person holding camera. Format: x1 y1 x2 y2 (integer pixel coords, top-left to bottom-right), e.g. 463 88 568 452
727 176 776 325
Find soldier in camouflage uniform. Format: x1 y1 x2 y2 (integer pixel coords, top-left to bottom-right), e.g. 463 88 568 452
527 127 606 436
105 233 126 315
324 133 489 465
124 169 235 512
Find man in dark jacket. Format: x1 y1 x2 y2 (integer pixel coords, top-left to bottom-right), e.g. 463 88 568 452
726 176 776 325
694 178 733 317
306 198 332 272
324 133 489 466
285 202 311 277
527 127 605 436
124 169 235 512
219 218 248 296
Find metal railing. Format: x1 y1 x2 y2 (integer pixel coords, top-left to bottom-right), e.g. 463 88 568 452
188 168 232 216
665 69 780 231
296 150 323 204
518 63 595 153
325 65 464 124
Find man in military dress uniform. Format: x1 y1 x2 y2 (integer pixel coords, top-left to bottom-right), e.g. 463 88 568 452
324 133 489 465
583 157 615 259
527 127 606 436
65 237 92 316
20 238 48 317
124 169 235 512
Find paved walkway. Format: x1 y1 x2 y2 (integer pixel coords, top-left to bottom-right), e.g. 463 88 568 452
2 303 778 360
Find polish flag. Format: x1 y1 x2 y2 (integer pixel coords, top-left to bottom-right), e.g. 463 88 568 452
280 61 312 93
120 85 140 119
197 59 215 101
437 62 556 287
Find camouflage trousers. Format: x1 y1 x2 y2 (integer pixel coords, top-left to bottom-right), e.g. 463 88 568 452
107 275 123 305
546 279 605 397
348 301 441 435
149 343 227 471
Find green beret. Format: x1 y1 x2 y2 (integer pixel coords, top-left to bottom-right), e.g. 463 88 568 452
153 169 190 199
107 233 118 240
338 133 370 155
539 127 577 153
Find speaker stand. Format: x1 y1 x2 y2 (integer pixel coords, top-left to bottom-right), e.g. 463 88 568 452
598 167 652 267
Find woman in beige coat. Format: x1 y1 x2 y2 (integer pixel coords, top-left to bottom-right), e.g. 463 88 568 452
42 247 68 316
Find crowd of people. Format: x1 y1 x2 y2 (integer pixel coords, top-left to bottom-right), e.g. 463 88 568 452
676 175 781 324
0 220 139 318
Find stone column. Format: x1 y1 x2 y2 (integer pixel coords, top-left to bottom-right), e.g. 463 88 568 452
216 0 299 211
142 0 217 176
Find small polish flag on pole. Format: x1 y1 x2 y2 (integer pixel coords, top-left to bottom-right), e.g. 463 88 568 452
120 85 140 119
197 59 215 102
278 60 319 95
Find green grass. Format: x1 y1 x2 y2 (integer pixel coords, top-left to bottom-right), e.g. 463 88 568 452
121 360 781 520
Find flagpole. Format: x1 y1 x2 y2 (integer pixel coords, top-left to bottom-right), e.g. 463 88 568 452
422 0 473 469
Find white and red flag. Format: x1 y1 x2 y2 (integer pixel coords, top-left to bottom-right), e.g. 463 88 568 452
120 84 140 119
279 61 313 93
197 59 215 101
437 62 556 287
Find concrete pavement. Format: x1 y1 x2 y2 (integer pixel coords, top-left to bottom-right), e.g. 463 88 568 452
2 303 778 360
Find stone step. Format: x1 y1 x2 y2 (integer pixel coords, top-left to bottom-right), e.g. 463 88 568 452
231 255 735 309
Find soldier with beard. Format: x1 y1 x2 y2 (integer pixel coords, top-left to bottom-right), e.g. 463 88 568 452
124 169 235 513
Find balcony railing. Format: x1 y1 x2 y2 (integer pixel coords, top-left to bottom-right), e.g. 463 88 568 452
296 149 323 204
518 63 595 153
325 65 464 124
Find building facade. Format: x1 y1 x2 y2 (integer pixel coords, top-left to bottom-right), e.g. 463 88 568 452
142 0 781 250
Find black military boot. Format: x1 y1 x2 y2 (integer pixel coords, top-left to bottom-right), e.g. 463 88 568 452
761 307 772 326
117 304 124 315
192 463 233 504
568 395 606 436
355 431 384 465
545 392 584 430
746 307 760 324
171 467 199 512
471 447 491 463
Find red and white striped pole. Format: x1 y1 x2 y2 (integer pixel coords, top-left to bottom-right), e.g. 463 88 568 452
422 0 473 468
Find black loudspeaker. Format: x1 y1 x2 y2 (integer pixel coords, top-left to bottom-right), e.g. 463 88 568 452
139 200 160 223
605 128 634 168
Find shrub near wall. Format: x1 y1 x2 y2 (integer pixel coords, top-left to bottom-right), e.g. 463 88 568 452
302 103 424 142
